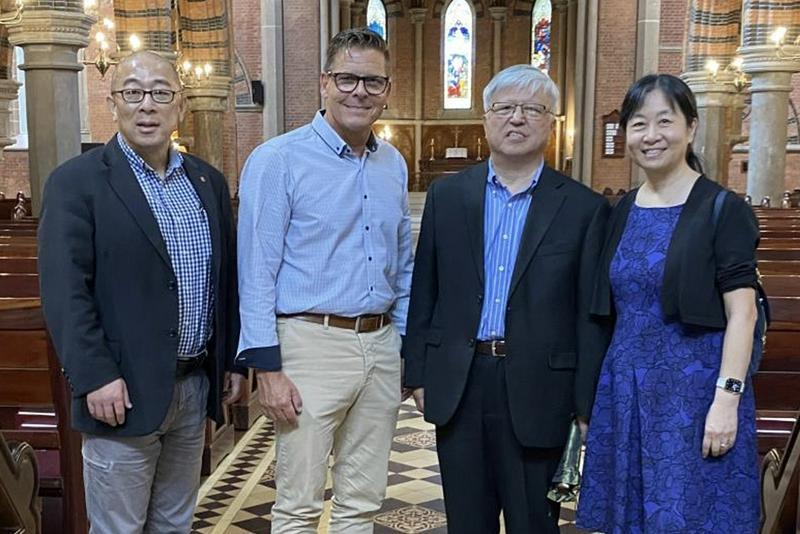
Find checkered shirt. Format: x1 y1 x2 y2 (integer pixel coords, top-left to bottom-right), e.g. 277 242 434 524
117 133 214 356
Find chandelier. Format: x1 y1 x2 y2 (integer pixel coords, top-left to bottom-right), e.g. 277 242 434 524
80 0 212 86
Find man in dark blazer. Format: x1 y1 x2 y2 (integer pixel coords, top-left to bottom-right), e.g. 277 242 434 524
38 51 243 533
402 65 610 534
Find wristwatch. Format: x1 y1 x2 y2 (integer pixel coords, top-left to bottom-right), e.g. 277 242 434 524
716 376 745 395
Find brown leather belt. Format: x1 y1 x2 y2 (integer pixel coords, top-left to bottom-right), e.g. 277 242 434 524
176 349 207 378
476 340 507 357
279 313 391 333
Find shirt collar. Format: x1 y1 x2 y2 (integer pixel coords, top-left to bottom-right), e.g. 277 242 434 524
117 132 184 179
311 110 379 157
486 157 544 195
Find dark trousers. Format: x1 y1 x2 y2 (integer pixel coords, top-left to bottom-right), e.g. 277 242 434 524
436 354 562 534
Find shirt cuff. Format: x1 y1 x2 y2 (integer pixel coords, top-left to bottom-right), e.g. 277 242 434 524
236 346 282 371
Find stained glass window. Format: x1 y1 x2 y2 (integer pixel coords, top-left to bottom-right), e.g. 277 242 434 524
367 0 387 40
531 0 552 74
443 0 473 110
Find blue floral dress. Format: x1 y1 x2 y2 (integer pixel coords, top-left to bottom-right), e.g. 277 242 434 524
576 204 760 533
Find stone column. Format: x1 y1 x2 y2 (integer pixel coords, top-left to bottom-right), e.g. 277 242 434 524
740 45 800 204
262 0 285 138
631 0 661 188
682 71 737 184
6 8 93 215
488 6 507 74
184 77 231 172
410 7 425 188
0 79 21 155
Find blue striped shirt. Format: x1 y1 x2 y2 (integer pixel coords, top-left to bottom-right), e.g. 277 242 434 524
117 133 213 355
476 159 542 340
236 111 414 370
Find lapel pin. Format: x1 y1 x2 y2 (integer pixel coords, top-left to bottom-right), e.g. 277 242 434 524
200 176 207 183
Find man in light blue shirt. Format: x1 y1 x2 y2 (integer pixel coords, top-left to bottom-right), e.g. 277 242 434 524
236 28 413 533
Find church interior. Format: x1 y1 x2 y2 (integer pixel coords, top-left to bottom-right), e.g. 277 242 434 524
0 0 799 533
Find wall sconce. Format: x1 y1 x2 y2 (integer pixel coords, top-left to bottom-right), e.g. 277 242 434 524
177 58 213 87
704 56 748 92
0 0 24 25
771 26 800 60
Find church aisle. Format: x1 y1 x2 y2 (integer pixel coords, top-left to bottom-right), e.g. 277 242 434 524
192 401 581 533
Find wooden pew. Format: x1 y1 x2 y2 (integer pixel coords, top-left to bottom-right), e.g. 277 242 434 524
0 298 86 534
0 240 235 479
0 431 40 534
759 261 800 275
760 415 800 533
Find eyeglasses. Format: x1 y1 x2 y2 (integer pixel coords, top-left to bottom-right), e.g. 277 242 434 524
111 88 180 104
488 102 551 120
327 72 390 96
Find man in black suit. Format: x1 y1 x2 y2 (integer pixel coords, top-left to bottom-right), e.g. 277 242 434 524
402 65 610 533
38 51 243 533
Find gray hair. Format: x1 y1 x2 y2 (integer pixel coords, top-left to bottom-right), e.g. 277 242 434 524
482 65 559 113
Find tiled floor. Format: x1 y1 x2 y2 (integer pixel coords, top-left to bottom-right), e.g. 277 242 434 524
192 401 582 533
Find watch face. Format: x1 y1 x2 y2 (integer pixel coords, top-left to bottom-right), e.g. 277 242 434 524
726 378 743 393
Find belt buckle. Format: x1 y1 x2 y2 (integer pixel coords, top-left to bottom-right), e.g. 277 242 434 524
491 340 504 357
354 316 362 333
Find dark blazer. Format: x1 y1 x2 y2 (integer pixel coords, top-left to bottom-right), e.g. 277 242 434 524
402 163 611 448
39 136 240 437
591 176 760 329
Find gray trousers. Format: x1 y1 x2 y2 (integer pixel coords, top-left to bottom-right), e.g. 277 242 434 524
82 372 209 534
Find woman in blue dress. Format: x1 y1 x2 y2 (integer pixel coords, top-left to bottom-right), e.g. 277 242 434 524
576 74 761 533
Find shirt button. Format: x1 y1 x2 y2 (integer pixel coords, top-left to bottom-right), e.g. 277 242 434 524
368 256 373 261
502 234 509 240
495 298 501 303
491 330 497 336
498 266 505 272
365 226 370 231
468 338 476 347
364 195 368 199
168 281 176 290
370 286 374 291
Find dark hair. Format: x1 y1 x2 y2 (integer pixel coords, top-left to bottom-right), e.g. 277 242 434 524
324 28 389 73
619 74 704 175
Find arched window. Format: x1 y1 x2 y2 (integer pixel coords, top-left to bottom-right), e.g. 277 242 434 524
443 0 473 110
531 0 552 74
9 46 27 149
367 0 387 40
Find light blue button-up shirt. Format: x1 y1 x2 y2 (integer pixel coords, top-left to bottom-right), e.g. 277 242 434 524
236 111 414 370
476 158 542 340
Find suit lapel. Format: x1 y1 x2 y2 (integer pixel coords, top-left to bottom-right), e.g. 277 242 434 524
508 167 566 298
462 162 489 287
103 138 172 269
183 156 222 285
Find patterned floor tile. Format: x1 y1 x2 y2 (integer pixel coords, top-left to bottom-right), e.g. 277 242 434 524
192 401 582 532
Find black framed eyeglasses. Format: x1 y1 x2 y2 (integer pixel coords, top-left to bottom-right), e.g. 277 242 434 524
488 102 551 120
111 88 180 104
327 72 390 96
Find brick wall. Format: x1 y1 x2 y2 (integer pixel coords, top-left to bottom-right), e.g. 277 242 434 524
591 0 637 193
0 150 30 197
283 1 320 131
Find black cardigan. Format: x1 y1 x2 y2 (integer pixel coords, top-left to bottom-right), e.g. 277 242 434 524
590 176 760 330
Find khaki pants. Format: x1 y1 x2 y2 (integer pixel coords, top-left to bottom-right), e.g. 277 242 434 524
270 317 402 534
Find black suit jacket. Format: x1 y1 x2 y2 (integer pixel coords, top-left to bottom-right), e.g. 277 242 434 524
402 163 611 448
591 175 760 329
39 136 240 437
